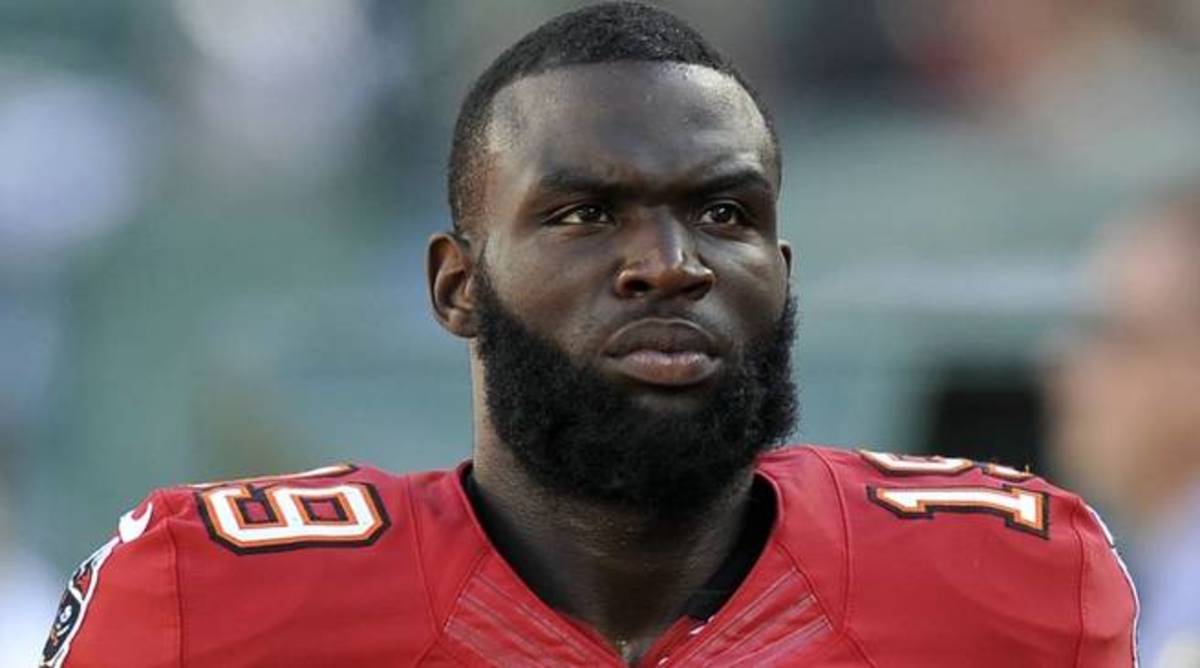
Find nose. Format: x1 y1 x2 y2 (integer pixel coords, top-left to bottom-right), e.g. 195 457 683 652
614 217 715 301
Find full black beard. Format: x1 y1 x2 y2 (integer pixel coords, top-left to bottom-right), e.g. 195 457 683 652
474 266 798 517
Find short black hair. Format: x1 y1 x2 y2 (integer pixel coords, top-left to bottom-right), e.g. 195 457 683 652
447 1 777 234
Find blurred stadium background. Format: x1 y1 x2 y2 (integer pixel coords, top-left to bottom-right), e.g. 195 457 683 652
3 0 1200 660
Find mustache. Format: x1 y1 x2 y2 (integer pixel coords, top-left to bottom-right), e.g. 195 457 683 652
599 307 727 344
594 284 794 349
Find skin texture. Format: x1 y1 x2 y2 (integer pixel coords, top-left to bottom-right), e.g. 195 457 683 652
1048 212 1200 528
427 62 791 662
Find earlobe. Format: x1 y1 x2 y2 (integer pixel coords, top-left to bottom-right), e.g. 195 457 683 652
778 240 794 277
427 232 478 338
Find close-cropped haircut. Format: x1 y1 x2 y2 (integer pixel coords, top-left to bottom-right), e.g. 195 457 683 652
447 1 777 234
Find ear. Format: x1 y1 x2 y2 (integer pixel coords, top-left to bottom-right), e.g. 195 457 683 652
778 239 793 277
427 232 478 338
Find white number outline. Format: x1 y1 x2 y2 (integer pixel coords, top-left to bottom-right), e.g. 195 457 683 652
867 485 1050 539
859 450 1035 481
197 480 389 554
860 449 1048 539
859 450 974 476
188 463 357 490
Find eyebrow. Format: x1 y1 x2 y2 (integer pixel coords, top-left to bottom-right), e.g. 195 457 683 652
690 168 775 198
531 164 776 200
535 170 631 199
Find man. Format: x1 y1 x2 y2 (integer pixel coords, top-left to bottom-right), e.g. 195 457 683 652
43 4 1136 666
1049 190 1200 668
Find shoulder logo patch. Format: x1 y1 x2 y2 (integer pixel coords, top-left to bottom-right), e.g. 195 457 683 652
40 537 118 668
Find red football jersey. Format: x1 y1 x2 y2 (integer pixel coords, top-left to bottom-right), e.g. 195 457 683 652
42 446 1138 667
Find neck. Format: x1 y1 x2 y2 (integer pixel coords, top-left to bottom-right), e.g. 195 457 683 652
469 437 756 662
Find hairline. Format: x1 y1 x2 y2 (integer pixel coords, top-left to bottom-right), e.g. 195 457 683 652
458 59 780 238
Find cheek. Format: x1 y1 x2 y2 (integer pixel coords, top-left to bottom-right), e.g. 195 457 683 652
485 244 608 348
706 244 789 330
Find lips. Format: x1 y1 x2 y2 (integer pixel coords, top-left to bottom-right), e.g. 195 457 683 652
602 319 722 387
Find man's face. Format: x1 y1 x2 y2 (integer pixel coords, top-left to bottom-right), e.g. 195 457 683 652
465 62 794 511
477 61 789 410
1049 218 1200 514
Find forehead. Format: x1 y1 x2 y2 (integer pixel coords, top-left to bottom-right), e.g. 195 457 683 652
485 62 776 193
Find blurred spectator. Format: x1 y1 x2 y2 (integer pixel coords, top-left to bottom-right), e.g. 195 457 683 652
1048 188 1200 667
882 0 1200 185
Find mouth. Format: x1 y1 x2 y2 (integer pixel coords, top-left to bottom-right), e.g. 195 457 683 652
601 319 723 388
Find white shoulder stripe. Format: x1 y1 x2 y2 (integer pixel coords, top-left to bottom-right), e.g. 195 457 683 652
1084 503 1141 668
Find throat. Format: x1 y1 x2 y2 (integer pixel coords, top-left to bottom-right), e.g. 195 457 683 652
463 461 776 659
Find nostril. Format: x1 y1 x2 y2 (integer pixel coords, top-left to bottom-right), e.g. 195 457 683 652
615 260 715 300
622 277 653 296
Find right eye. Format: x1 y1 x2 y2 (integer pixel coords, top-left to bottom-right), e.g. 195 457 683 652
553 205 613 225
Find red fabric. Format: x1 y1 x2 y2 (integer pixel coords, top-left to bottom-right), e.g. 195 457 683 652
46 446 1137 667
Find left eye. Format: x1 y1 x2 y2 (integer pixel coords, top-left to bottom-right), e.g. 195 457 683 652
697 203 742 225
